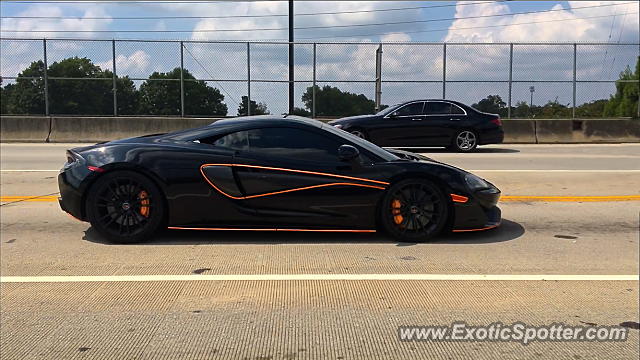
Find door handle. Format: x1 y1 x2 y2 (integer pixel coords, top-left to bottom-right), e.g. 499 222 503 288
450 118 461 121
411 118 422 121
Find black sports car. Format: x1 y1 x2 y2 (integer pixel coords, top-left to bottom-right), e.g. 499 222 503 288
58 115 501 243
329 99 504 152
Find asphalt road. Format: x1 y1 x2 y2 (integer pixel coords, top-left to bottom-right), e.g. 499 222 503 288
1 143 639 359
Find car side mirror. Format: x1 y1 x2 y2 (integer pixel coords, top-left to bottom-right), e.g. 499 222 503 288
338 144 360 162
389 111 399 118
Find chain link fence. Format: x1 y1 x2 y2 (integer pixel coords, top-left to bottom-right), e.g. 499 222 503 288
1 38 638 118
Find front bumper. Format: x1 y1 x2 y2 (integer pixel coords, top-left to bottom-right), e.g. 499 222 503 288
451 187 501 232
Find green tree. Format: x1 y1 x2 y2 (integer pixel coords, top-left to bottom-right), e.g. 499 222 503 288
471 94 507 116
575 99 608 118
3 60 46 114
2 57 137 115
290 107 311 117
604 56 639 118
138 68 227 116
301 85 375 117
539 98 571 118
237 96 269 116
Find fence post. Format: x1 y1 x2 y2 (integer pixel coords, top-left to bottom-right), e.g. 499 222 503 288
572 43 577 119
508 43 513 119
312 43 317 118
180 41 185 117
43 39 49 116
442 43 447 99
247 42 251 116
375 43 383 112
112 39 117 116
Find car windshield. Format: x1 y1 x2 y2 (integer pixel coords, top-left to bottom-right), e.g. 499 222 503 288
322 123 400 162
375 104 400 116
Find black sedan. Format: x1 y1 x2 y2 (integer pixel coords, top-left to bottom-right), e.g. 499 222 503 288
59 115 501 244
329 100 504 152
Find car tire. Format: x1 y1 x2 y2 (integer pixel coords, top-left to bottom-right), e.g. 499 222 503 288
349 128 368 140
452 129 478 152
86 170 165 244
380 178 448 242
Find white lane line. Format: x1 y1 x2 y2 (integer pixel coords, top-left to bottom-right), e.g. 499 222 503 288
1 274 637 283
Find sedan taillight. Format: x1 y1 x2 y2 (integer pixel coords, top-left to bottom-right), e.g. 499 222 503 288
490 117 502 126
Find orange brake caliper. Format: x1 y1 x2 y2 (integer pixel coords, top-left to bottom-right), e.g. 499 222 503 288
391 199 403 226
138 190 150 217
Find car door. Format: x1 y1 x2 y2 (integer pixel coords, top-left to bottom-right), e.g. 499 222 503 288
203 126 386 228
423 101 468 145
372 101 427 147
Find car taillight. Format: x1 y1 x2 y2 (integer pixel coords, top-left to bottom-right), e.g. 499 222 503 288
490 117 502 126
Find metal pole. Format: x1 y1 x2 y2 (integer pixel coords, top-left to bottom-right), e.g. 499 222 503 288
43 39 49 116
375 43 383 112
112 39 117 116
288 0 294 113
508 43 513 119
180 41 185 117
247 42 251 116
312 42 316 118
572 43 577 119
442 43 447 99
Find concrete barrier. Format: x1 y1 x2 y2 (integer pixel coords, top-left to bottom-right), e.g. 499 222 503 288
502 120 536 143
0 116 51 142
1 115 638 144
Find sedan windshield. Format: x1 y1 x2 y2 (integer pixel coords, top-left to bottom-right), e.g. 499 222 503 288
375 104 400 116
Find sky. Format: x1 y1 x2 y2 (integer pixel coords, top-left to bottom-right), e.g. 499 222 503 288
1 1 639 114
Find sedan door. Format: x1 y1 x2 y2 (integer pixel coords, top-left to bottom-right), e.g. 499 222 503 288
370 101 427 147
422 101 468 146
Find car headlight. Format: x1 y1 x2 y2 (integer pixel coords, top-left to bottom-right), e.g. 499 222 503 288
333 124 343 129
465 173 491 190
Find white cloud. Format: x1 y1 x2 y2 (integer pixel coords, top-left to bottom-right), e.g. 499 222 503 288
0 4 113 40
97 50 150 74
443 1 640 43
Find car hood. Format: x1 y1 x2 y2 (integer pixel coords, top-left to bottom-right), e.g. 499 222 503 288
328 114 377 125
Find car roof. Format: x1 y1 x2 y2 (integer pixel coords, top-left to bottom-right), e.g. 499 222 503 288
211 115 323 128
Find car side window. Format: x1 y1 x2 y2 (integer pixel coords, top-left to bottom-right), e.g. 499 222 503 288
246 127 342 163
450 104 466 115
394 102 425 117
211 130 249 150
425 102 452 115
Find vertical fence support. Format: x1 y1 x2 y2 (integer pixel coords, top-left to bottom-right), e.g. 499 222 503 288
247 42 251 116
312 43 317 118
112 40 117 116
180 41 185 117
375 43 383 112
572 43 577 119
442 43 447 99
508 43 513 119
43 39 49 116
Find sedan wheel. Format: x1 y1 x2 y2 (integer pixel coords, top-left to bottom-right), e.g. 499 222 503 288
350 130 367 139
86 171 164 243
380 179 448 242
454 130 478 152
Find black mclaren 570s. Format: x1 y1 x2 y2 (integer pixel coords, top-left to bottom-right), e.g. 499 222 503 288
58 115 501 243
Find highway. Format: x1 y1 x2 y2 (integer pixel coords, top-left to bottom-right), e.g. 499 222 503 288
1 143 639 359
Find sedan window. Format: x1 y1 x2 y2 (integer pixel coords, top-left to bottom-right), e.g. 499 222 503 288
394 102 425 117
425 102 453 115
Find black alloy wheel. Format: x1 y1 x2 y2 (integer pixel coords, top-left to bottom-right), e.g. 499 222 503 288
380 178 448 242
86 170 164 243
